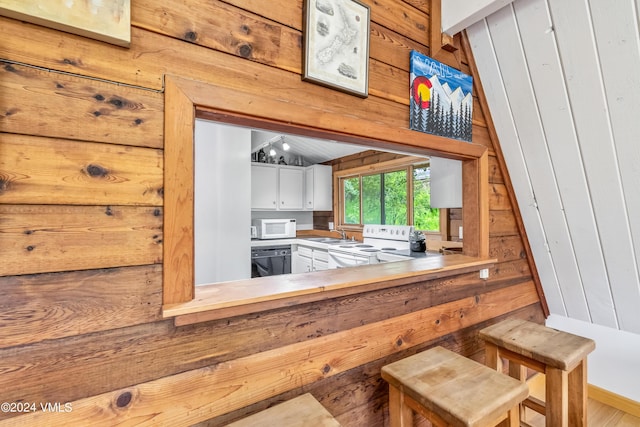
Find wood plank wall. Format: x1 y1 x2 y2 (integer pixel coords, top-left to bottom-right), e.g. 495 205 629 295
0 0 544 425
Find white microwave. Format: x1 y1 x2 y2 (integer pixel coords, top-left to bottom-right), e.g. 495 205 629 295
252 218 296 240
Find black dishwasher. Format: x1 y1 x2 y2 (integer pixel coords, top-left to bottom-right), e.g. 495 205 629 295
251 245 291 278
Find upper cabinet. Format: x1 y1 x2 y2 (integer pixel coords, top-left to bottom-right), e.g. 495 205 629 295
251 163 278 209
251 163 332 211
305 164 332 211
278 166 304 210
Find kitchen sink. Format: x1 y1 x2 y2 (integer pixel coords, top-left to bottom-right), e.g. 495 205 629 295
304 237 354 244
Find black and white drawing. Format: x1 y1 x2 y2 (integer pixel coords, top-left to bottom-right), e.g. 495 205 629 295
303 0 370 98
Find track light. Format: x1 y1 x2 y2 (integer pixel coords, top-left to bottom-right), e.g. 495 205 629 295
269 144 276 157
281 136 290 151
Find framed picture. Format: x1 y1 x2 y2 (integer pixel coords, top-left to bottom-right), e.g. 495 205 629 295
0 0 130 47
303 0 370 98
410 50 473 142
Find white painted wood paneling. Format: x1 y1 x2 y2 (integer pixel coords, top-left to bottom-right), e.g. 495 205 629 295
588 0 640 327
464 0 640 400
487 5 591 321
548 0 640 333
469 0 640 334
513 0 617 327
467 19 567 316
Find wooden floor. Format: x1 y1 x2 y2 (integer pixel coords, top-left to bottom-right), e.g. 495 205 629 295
524 375 640 427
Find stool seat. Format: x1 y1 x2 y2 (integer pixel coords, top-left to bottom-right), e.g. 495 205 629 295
479 318 596 427
479 318 595 371
382 346 529 427
226 393 341 427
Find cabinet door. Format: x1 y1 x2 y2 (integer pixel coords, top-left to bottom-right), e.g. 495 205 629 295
313 259 329 271
292 252 312 273
278 167 304 210
251 164 278 209
305 164 332 211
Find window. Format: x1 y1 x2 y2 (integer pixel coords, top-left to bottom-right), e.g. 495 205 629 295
339 160 439 231
163 75 489 307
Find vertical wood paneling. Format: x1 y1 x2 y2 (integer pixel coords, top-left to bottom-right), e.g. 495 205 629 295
469 0 640 334
486 5 590 321
587 0 640 327
513 0 616 328
467 19 567 316
548 0 640 333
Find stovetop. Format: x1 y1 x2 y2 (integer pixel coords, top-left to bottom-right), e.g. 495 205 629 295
329 225 414 257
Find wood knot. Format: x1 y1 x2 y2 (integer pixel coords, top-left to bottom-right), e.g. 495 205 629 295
184 31 198 42
238 44 253 58
396 338 403 346
62 58 78 66
435 319 440 325
240 24 250 34
4 64 16 72
94 94 105 102
153 208 161 217
475 295 480 304
26 245 35 252
322 364 331 374
105 206 113 216
0 178 8 193
116 391 132 408
86 164 108 177
134 118 143 125
108 97 124 108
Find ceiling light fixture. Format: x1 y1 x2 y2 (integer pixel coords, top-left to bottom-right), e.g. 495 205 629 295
281 136 290 151
269 144 276 157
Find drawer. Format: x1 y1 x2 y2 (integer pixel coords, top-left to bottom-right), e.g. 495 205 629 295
297 246 313 258
313 250 329 262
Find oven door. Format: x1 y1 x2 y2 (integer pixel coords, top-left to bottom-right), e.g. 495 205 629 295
328 250 370 269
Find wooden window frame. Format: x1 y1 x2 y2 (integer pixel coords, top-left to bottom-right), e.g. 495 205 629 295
163 75 489 306
334 157 443 232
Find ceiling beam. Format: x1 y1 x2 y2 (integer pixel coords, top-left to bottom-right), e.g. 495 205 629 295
442 0 515 36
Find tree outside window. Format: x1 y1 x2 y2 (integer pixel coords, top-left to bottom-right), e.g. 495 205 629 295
340 162 438 231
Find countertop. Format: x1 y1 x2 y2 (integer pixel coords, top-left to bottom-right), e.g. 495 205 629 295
163 254 497 325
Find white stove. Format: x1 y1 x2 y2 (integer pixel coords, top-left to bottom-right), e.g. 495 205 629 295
327 224 415 269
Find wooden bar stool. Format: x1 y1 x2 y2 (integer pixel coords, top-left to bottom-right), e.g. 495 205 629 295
381 346 529 427
226 393 341 426
479 318 595 427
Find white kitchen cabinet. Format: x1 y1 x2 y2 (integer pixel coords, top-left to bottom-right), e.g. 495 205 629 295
251 163 304 210
292 244 329 273
312 248 329 271
279 166 304 210
251 164 278 209
292 245 313 273
304 164 332 211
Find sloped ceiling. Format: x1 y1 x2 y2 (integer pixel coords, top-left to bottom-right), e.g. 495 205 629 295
250 130 369 165
467 0 640 334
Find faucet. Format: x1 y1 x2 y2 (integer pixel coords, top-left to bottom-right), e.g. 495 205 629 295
331 228 347 240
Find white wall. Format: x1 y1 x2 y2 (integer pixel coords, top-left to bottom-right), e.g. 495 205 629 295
194 119 251 284
547 315 640 402
466 0 640 401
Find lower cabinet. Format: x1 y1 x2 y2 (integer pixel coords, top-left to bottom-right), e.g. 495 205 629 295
292 245 329 273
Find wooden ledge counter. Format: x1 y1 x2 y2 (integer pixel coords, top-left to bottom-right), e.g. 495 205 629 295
163 254 496 326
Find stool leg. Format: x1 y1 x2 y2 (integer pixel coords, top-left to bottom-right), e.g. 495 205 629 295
546 367 569 427
388 385 412 427
508 360 527 421
484 342 502 371
507 404 520 427
568 359 588 427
